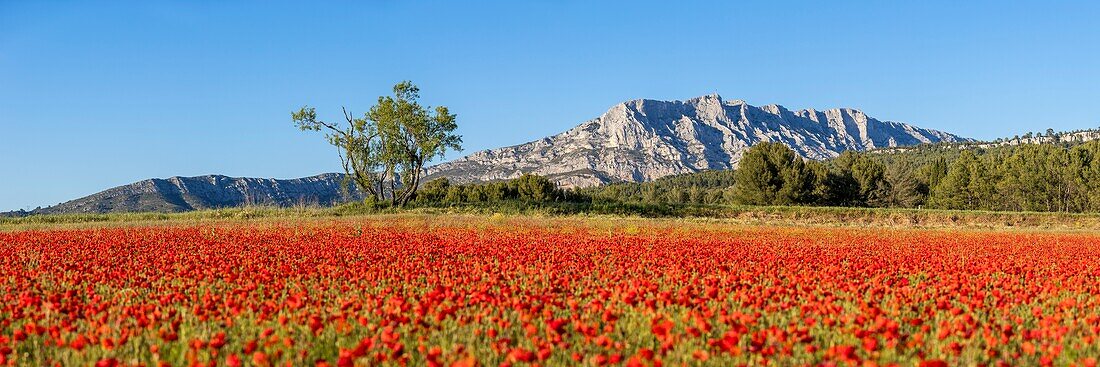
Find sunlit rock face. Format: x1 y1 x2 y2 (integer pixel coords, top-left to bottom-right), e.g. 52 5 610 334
427 94 969 188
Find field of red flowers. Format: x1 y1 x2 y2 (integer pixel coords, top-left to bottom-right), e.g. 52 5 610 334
3 216 1100 366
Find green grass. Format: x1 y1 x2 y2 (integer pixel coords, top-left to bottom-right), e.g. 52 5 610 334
7 200 1100 231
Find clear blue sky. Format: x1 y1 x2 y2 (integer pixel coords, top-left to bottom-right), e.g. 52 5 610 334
2 1 1099 211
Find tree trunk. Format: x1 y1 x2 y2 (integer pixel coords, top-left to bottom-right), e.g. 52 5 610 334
396 160 424 207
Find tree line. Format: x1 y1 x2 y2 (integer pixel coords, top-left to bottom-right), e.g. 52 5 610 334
425 139 1100 214
415 174 582 204
576 140 1100 213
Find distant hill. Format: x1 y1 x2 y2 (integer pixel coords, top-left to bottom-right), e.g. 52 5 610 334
426 94 970 187
18 173 361 215
981 129 1100 147
871 128 1100 154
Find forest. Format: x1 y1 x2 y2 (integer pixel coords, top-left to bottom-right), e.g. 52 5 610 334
417 137 1100 213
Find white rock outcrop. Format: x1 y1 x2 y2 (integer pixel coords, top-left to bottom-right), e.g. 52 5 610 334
427 94 969 187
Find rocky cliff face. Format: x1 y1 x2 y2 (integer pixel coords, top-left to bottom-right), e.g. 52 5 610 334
31 173 361 214
426 94 970 187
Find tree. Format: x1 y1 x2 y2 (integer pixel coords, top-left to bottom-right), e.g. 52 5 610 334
444 186 465 203
465 185 488 202
919 158 949 193
733 142 816 205
688 185 705 204
666 187 688 203
484 182 509 202
831 152 890 207
776 157 816 205
809 162 840 206
996 144 1072 212
732 144 781 205
292 106 389 203
641 185 660 203
293 81 461 206
929 151 993 210
416 178 451 203
512 174 558 202
370 82 462 206
883 162 926 208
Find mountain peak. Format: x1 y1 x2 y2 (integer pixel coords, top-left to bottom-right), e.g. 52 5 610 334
428 96 970 187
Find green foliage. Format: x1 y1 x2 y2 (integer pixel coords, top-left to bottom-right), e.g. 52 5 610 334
580 139 1100 213
830 151 890 206
414 174 570 205
513 174 557 202
368 81 462 205
293 81 461 206
292 105 389 201
732 142 817 205
579 170 737 205
873 140 1100 212
929 151 986 209
881 161 927 208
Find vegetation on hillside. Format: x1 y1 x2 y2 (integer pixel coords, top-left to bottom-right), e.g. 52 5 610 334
417 138 1100 214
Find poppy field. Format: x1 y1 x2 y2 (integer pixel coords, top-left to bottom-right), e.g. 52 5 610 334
3 216 1100 366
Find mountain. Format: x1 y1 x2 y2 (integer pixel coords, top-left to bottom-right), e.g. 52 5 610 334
7 94 976 215
23 173 361 215
426 94 970 187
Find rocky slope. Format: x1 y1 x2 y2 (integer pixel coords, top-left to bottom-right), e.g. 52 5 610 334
426 94 970 187
26 173 361 214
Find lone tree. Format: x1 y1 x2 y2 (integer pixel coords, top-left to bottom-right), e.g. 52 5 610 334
292 81 461 206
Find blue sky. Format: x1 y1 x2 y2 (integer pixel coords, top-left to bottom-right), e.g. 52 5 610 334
2 1 1099 211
